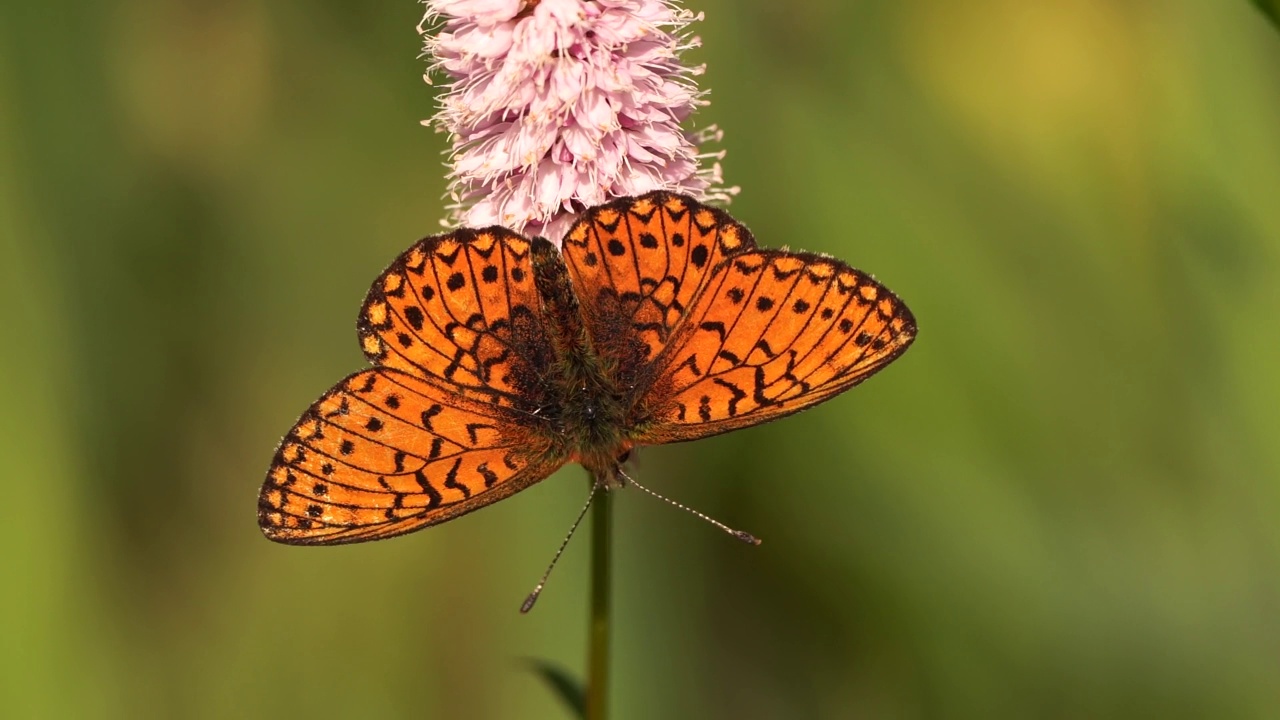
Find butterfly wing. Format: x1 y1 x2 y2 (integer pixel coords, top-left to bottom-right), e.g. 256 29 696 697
261 227 569 544
259 369 564 545
633 250 916 444
357 227 558 412
560 191 915 443
560 192 756 390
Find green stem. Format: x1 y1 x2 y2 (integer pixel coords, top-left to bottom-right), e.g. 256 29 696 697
586 482 612 720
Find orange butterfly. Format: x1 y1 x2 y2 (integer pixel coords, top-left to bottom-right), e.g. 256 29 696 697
259 192 916 545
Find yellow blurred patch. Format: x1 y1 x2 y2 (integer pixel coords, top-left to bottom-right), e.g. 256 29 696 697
898 0 1146 198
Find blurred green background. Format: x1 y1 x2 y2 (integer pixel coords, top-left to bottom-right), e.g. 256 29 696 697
3 0 1279 718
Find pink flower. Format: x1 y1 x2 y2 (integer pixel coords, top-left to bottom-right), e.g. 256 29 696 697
421 0 735 242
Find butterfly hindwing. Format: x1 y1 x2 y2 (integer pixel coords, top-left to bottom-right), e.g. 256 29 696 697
259 369 564 545
634 250 916 443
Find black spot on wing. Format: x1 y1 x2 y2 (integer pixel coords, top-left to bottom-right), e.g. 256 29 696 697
403 306 425 331
691 245 709 267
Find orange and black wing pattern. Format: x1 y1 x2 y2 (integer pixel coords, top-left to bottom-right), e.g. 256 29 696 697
560 192 755 388
260 227 567 545
259 369 562 545
260 194 915 544
357 227 557 412
634 249 916 444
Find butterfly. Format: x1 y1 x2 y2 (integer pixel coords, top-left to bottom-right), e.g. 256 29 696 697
258 192 916 545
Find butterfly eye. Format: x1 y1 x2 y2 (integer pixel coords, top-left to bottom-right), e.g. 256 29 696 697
617 450 631 464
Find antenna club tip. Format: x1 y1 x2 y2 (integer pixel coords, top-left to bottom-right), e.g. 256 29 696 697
736 531 762 546
520 594 539 614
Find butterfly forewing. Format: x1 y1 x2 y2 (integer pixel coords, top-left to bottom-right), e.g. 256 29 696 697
357 227 556 412
634 250 916 443
561 192 756 389
259 369 563 545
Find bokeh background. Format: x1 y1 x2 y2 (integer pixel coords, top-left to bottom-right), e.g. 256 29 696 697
4 1 1280 718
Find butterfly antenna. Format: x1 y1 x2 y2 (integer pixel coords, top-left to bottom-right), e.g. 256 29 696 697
619 468 761 546
520 481 600 614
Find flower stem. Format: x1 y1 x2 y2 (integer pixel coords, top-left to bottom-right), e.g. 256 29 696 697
586 480 612 720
